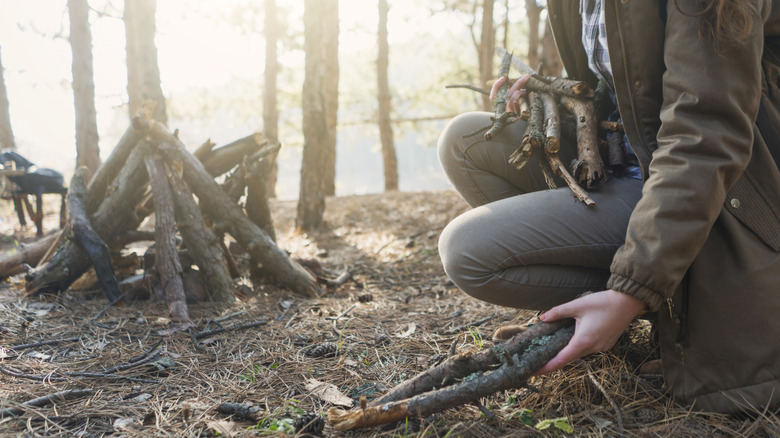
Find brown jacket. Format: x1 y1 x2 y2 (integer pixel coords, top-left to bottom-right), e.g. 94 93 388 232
548 0 780 413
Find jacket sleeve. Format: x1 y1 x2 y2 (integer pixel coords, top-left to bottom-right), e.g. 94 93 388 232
607 0 770 311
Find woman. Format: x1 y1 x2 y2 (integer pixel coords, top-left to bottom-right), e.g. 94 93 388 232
437 0 780 413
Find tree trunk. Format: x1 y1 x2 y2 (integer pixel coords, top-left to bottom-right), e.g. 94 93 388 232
540 17 563 77
377 0 398 192
263 0 279 197
144 154 189 321
525 0 542 71
297 0 338 231
0 46 14 149
478 0 495 111
323 0 339 196
68 0 101 180
125 0 167 124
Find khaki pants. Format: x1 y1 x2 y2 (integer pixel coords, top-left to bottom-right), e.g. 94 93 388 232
437 112 643 310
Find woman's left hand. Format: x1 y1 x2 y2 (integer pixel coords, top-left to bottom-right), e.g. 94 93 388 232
534 289 646 375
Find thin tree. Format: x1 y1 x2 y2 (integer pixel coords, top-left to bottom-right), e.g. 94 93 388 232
478 0 495 111
264 0 279 196
540 17 562 76
525 0 542 70
322 0 339 197
124 0 167 124
69 0 101 179
296 0 339 231
377 0 398 191
0 46 14 149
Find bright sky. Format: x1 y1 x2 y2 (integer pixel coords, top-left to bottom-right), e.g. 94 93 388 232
0 0 532 198
0 0 466 181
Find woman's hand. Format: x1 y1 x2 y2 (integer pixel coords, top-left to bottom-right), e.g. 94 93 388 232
489 74 531 113
534 289 646 375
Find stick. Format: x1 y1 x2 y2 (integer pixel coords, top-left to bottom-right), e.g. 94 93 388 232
495 47 593 98
10 337 81 351
329 324 575 430
484 51 515 141
0 389 94 418
560 95 606 187
377 320 572 405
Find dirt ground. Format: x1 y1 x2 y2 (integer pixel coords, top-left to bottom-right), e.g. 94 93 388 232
0 190 777 437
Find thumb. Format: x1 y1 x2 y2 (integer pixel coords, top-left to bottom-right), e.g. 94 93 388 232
539 302 576 323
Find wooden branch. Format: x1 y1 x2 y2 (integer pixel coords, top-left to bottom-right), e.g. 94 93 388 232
245 146 279 243
495 46 593 98
372 320 572 405
484 51 514 141
204 133 267 177
509 91 544 170
86 125 142 213
330 323 575 431
147 121 323 298
144 155 190 322
67 167 122 302
25 141 153 295
166 162 234 302
560 95 606 188
0 232 60 279
0 388 94 418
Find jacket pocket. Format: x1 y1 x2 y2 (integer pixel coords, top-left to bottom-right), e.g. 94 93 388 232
724 170 780 251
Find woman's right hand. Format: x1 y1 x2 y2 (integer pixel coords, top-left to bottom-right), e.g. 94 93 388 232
490 74 530 113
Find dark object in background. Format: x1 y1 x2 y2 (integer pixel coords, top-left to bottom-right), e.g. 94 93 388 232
0 149 67 236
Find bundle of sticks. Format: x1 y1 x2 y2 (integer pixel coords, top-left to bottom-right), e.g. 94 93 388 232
465 47 621 207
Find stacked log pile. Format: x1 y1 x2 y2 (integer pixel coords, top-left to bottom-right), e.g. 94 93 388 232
1 106 323 321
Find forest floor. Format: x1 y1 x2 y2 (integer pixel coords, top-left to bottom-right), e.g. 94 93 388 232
0 190 777 437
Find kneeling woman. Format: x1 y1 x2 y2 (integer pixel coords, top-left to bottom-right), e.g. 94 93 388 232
437 0 780 413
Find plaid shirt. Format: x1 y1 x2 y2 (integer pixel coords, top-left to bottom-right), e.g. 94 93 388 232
580 0 641 178
580 0 614 90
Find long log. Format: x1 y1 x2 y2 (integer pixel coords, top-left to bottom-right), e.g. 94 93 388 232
67 167 122 302
204 133 267 177
245 144 281 243
86 125 142 213
166 163 234 302
147 121 322 298
144 155 190 321
0 232 60 279
330 323 575 431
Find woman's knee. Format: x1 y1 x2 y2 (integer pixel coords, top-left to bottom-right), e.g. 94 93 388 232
437 112 491 169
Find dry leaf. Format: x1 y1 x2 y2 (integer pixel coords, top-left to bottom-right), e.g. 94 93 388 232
305 378 353 407
396 322 416 338
207 420 241 438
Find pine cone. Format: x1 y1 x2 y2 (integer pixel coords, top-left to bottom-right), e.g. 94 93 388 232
293 412 325 436
305 342 338 358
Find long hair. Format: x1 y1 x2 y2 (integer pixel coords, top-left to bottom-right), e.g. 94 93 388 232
679 0 759 50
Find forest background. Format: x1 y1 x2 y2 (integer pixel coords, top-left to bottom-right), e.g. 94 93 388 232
0 0 554 202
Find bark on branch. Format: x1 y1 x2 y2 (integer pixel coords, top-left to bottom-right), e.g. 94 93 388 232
329 321 575 431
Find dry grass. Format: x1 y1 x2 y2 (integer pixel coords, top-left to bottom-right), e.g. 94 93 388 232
0 190 778 437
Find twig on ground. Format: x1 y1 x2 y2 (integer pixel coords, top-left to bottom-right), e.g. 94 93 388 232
0 388 94 418
588 368 624 430
11 337 81 351
441 314 496 335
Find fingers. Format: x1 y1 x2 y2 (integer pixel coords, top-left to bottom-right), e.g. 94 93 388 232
489 76 506 100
